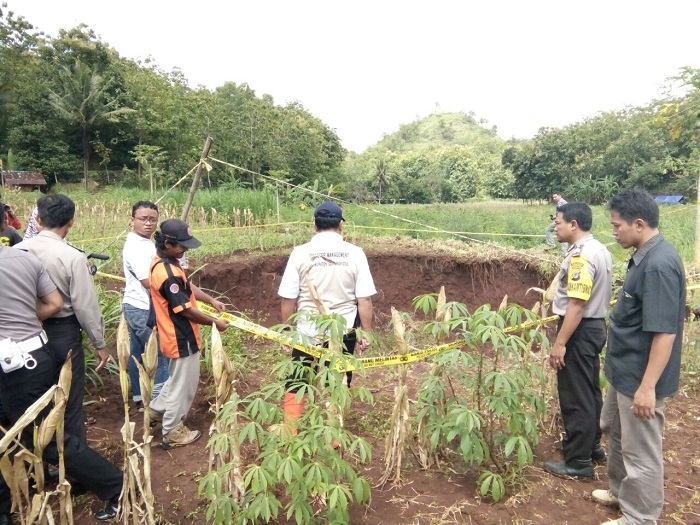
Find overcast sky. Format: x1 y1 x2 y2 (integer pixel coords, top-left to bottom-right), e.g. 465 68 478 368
8 0 700 152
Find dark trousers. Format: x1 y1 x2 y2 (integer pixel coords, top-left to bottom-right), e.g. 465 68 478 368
286 330 358 393
0 346 122 513
557 317 607 463
43 315 86 442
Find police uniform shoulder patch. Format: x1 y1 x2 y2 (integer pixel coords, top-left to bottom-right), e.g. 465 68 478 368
169 283 180 294
567 253 592 301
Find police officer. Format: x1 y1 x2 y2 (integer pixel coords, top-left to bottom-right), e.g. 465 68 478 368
0 246 123 523
15 194 108 441
543 202 613 479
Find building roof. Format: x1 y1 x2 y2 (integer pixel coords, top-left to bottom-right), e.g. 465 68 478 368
1 170 47 186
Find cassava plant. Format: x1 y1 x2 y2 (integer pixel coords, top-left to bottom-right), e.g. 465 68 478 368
412 293 549 502
199 314 373 525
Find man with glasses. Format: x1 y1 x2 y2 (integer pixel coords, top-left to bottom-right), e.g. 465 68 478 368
122 201 169 410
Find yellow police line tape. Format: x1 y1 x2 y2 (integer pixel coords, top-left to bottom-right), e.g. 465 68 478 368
97 269 700 369
197 302 559 371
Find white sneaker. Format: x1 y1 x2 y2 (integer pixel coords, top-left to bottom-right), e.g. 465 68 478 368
592 489 620 507
600 519 622 525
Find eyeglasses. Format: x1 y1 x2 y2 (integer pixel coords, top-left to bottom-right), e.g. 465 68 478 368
134 217 158 224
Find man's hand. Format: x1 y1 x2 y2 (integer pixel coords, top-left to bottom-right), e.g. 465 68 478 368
211 299 226 313
632 384 657 420
549 341 566 370
357 334 371 352
95 347 110 372
214 318 229 332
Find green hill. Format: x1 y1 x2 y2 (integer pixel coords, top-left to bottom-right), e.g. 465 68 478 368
341 112 513 203
369 112 505 154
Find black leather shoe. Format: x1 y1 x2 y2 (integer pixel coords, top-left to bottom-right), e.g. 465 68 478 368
0 513 13 525
94 497 119 521
591 443 607 464
559 441 607 464
543 459 593 479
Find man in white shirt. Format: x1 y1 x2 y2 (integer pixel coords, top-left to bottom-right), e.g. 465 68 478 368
122 201 169 407
278 201 376 433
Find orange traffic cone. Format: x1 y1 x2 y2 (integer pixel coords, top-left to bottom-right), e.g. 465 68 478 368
283 391 306 436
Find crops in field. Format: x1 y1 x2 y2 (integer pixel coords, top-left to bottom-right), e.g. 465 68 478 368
4 187 696 270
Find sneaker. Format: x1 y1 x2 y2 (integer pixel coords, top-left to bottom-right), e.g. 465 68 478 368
94 497 119 521
592 489 620 507
600 520 622 525
162 423 201 449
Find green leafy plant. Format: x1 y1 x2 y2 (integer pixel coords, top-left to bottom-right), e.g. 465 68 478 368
411 295 548 501
200 317 373 524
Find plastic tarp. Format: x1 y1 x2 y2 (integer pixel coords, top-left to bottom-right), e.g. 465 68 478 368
654 195 685 204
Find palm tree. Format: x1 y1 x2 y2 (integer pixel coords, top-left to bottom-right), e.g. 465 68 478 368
49 60 132 189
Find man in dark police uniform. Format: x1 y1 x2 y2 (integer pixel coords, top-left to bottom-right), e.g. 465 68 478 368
543 202 612 479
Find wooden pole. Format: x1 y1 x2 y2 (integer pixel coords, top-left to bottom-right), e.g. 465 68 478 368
181 136 213 222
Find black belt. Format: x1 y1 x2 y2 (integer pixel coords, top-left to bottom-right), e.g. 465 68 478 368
43 314 78 326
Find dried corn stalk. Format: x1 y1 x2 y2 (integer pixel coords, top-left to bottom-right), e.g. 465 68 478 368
435 286 451 343
207 325 244 502
377 307 411 487
525 285 559 431
116 313 155 525
0 357 73 525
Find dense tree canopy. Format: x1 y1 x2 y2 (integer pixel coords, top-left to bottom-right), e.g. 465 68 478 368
2 7 699 203
0 8 345 190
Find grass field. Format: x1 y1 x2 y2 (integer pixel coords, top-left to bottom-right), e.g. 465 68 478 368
4 186 697 272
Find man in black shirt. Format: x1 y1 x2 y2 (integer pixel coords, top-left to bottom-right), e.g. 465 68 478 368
592 189 686 525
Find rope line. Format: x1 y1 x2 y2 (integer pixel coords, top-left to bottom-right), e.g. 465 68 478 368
207 156 559 265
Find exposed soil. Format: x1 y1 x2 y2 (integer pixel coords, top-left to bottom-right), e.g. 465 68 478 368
64 243 699 525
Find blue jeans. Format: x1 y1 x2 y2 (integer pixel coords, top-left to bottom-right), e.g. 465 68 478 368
122 303 169 401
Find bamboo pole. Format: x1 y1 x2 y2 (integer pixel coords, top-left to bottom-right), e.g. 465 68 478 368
181 137 213 222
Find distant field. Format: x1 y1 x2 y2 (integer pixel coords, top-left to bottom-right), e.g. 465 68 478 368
5 188 696 269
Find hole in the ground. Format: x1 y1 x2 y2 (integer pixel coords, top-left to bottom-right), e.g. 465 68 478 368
192 251 550 326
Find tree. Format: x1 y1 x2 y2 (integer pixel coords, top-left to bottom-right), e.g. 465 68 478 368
0 5 44 155
49 59 133 189
130 144 166 195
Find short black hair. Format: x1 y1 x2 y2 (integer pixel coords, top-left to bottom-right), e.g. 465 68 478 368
154 230 167 251
608 188 659 228
558 202 592 231
37 194 75 228
132 200 158 216
314 216 342 230
0 202 6 228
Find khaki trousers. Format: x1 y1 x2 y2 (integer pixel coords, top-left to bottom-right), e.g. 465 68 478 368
601 386 665 525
